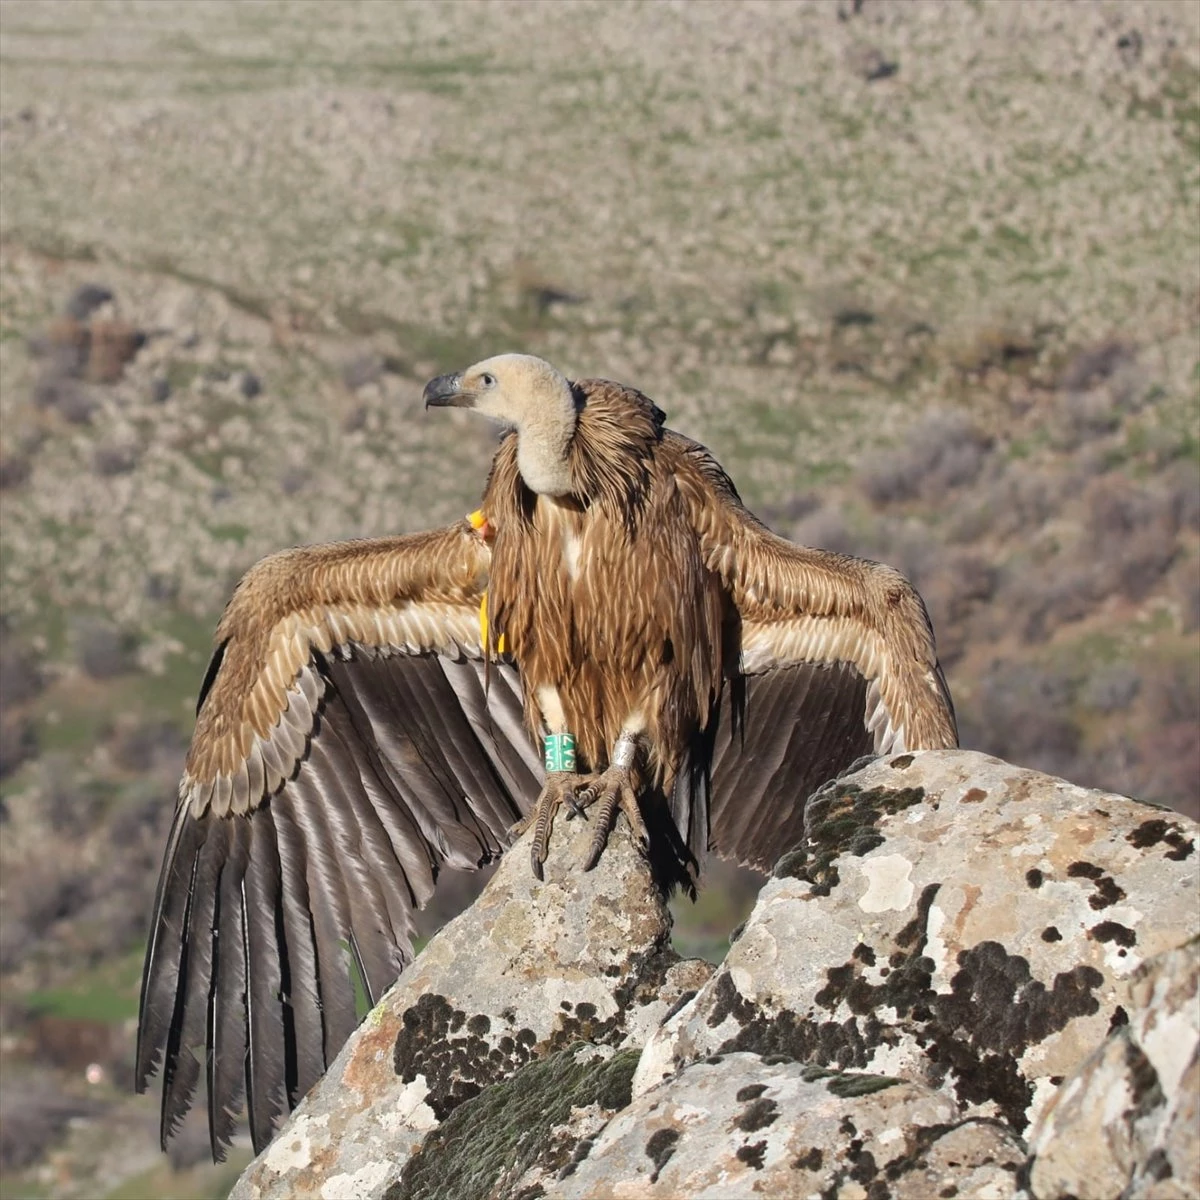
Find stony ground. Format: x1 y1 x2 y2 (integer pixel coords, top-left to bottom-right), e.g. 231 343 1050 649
0 1 1196 1195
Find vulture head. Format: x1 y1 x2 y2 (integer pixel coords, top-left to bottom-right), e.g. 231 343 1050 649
424 353 578 496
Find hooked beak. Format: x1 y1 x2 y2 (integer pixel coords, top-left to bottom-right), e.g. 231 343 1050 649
423 372 470 409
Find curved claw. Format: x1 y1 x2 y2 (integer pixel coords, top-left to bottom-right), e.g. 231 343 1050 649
525 774 585 879
581 767 649 872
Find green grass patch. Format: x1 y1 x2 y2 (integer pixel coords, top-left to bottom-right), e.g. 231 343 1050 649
100 1154 252 1200
25 947 145 1024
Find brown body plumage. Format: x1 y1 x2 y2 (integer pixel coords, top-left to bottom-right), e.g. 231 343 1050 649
136 354 957 1159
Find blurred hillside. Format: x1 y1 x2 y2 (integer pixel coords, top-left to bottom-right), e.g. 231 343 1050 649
0 1 1197 1195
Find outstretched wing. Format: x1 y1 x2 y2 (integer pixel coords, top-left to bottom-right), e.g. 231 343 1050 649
671 433 957 872
135 524 543 1158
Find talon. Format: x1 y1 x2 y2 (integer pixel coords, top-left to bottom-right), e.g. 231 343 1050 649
576 766 649 872
522 772 585 876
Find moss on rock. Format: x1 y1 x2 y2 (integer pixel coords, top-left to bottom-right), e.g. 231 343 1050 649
386 1045 640 1200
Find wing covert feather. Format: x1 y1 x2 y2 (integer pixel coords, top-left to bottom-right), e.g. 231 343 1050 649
666 432 957 869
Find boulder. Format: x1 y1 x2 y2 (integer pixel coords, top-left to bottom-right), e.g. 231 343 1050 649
636 751 1198 1138
1028 938 1199 1200
232 750 1198 1199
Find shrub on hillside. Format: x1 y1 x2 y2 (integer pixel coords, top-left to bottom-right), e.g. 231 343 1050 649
859 411 992 506
0 620 43 708
0 713 36 781
0 1075 100 1172
958 660 1083 781
73 617 139 679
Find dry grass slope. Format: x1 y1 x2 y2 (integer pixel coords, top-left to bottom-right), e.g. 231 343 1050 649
0 1 1196 1192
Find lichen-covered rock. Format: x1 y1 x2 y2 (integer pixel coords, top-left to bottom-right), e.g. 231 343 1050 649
230 813 712 1200
231 750 1197 1199
1028 938 1200 1200
540 1052 1027 1199
635 751 1198 1139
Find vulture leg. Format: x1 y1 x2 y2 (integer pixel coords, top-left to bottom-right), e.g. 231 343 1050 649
574 764 649 871
515 774 588 880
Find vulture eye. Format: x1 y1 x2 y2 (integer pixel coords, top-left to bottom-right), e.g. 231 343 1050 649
480 372 497 388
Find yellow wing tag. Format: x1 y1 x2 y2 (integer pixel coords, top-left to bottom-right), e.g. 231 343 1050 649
479 591 506 653
467 509 495 540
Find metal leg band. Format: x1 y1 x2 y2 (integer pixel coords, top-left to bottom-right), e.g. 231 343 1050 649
611 731 639 770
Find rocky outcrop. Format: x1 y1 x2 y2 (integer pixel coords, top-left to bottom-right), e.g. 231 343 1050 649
232 750 1198 1199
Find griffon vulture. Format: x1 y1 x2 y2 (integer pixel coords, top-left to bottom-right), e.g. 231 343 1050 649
136 353 957 1158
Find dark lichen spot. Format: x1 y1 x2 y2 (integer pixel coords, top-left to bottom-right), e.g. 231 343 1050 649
1025 868 1044 889
794 1147 823 1171
932 942 1104 1129
840 1116 858 1136
890 754 914 769
940 1187 959 1197
706 972 755 1029
853 942 877 966
1165 835 1194 861
1109 1006 1129 1032
737 1140 767 1170
1068 861 1103 880
881 1121 956 1182
736 1084 767 1102
645 1127 680 1182
1091 921 1137 947
1144 1147 1173 1181
393 994 494 1119
517 1027 538 1047
1125 1039 1166 1123
557 1135 595 1180
388 1047 639 1200
1042 926 1063 942
663 989 697 1022
467 1014 491 1037
575 1003 597 1021
849 1148 878 1185
1128 819 1169 848
737 1097 779 1131
1089 875 1126 910
560 1000 572 1011
773 848 807 880
777 782 927 892
720 885 940 1079
962 788 988 804
825 1072 901 1098
895 885 941 948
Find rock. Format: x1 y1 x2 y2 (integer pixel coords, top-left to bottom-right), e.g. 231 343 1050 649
514 1054 1026 1200
635 751 1198 1138
230 808 712 1200
1028 938 1199 1200
230 750 1197 1199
